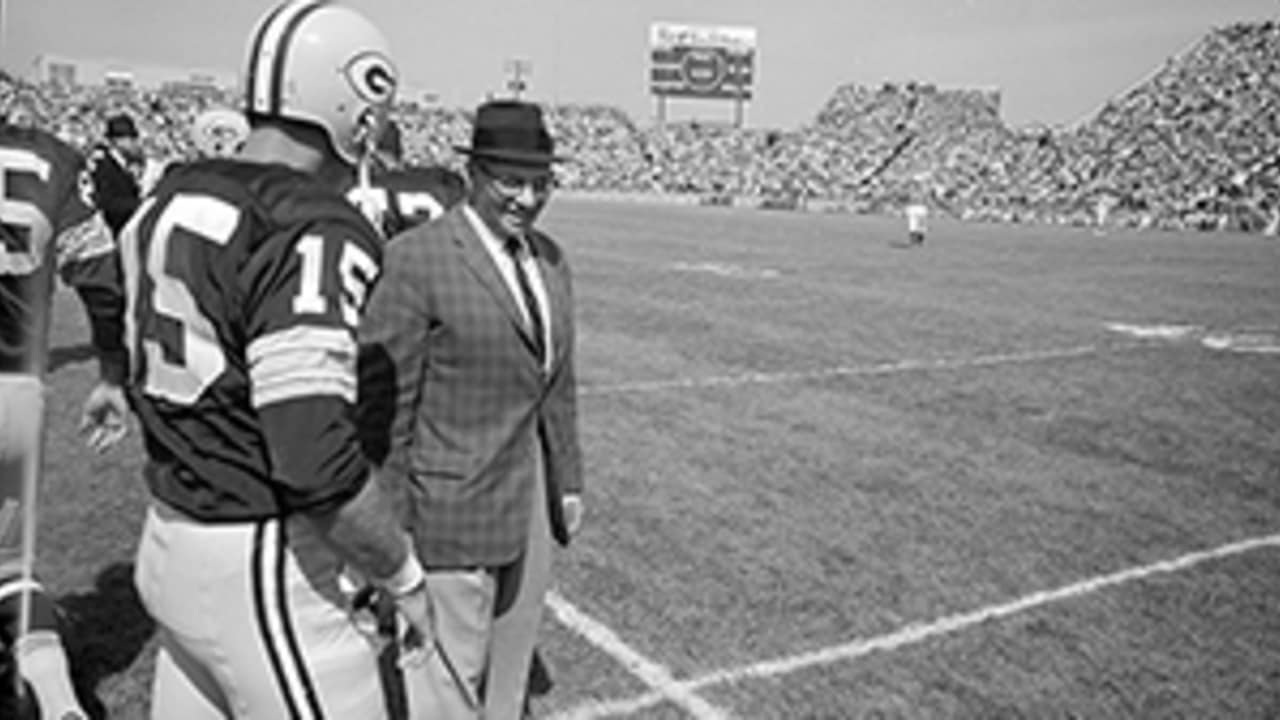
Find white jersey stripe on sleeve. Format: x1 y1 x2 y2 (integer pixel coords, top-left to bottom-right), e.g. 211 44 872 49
248 325 356 407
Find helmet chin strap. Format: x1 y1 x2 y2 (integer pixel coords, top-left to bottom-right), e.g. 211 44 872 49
350 115 385 235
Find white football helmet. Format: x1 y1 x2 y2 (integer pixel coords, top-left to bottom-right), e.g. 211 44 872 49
242 0 398 165
190 107 250 158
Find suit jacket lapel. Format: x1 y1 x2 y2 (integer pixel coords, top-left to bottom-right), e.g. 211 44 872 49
449 208 540 355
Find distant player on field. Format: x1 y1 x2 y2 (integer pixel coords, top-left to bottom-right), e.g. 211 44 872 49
905 194 929 246
1 111 128 720
119 1 437 716
347 118 465 239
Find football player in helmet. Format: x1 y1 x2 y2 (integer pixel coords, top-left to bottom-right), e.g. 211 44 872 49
1 111 128 720
3 95 42 130
347 118 466 239
120 2 435 717
190 107 251 159
139 108 253 196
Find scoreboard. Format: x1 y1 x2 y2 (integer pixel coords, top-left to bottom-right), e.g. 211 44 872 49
649 22 756 100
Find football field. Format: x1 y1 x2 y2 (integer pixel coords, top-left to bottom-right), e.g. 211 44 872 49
37 199 1280 718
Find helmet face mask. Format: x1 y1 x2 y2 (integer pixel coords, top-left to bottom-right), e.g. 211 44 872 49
243 0 398 166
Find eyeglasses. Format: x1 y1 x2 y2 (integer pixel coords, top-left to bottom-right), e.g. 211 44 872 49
479 164 557 196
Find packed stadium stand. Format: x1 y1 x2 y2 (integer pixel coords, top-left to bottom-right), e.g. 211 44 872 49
4 20 1279 233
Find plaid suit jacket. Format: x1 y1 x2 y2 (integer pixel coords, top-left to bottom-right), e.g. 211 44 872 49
357 205 583 568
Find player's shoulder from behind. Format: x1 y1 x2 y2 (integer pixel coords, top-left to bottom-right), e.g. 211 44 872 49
385 163 464 187
383 200 462 255
0 122 84 170
397 163 465 195
154 159 377 237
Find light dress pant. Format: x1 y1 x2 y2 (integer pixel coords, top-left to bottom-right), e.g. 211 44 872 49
405 456 554 720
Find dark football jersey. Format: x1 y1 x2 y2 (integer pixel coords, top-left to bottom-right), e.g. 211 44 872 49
347 164 465 238
120 159 382 521
0 123 121 375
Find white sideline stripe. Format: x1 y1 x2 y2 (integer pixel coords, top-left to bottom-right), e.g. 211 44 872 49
581 344 1125 396
545 591 733 720
553 533 1280 719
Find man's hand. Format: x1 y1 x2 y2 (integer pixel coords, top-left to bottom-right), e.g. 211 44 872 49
562 493 584 538
79 381 128 453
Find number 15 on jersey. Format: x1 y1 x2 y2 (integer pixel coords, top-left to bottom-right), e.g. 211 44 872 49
120 192 378 406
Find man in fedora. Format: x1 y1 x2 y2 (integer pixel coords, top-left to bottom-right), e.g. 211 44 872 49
86 113 145 239
358 99 584 719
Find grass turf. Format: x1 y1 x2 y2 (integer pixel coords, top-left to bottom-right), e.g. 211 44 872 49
31 199 1280 718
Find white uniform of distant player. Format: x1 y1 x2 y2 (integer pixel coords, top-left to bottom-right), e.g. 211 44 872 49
1093 194 1117 236
906 201 928 246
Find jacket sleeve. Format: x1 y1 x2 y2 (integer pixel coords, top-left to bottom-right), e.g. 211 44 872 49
543 254 583 496
242 216 381 514
55 206 127 385
357 230 431 468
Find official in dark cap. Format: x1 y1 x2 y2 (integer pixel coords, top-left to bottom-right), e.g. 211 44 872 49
87 113 142 237
358 99 582 719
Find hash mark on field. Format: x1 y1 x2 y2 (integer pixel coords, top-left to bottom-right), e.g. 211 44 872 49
545 591 732 720
554 533 1280 719
582 344 1124 396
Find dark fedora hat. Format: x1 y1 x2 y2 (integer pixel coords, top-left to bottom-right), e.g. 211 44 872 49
105 113 139 139
455 100 566 165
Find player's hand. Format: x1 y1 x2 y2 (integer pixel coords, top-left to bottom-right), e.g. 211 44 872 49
79 381 128 453
393 580 436 663
562 493 584 538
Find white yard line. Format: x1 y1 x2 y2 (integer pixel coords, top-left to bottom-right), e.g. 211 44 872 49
551 533 1280 719
544 591 733 720
580 343 1135 396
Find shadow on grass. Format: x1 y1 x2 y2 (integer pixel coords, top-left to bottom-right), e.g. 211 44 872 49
58 563 154 719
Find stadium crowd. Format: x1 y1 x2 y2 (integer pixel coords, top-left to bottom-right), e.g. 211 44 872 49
3 20 1279 233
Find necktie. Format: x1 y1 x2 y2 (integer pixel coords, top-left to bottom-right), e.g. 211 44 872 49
505 237 546 363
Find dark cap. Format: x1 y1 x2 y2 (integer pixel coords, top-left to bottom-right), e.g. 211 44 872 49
105 113 138 139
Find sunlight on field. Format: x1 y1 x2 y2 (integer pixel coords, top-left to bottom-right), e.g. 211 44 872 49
39 200 1280 718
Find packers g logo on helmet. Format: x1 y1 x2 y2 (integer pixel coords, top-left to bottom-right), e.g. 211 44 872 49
345 53 397 105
